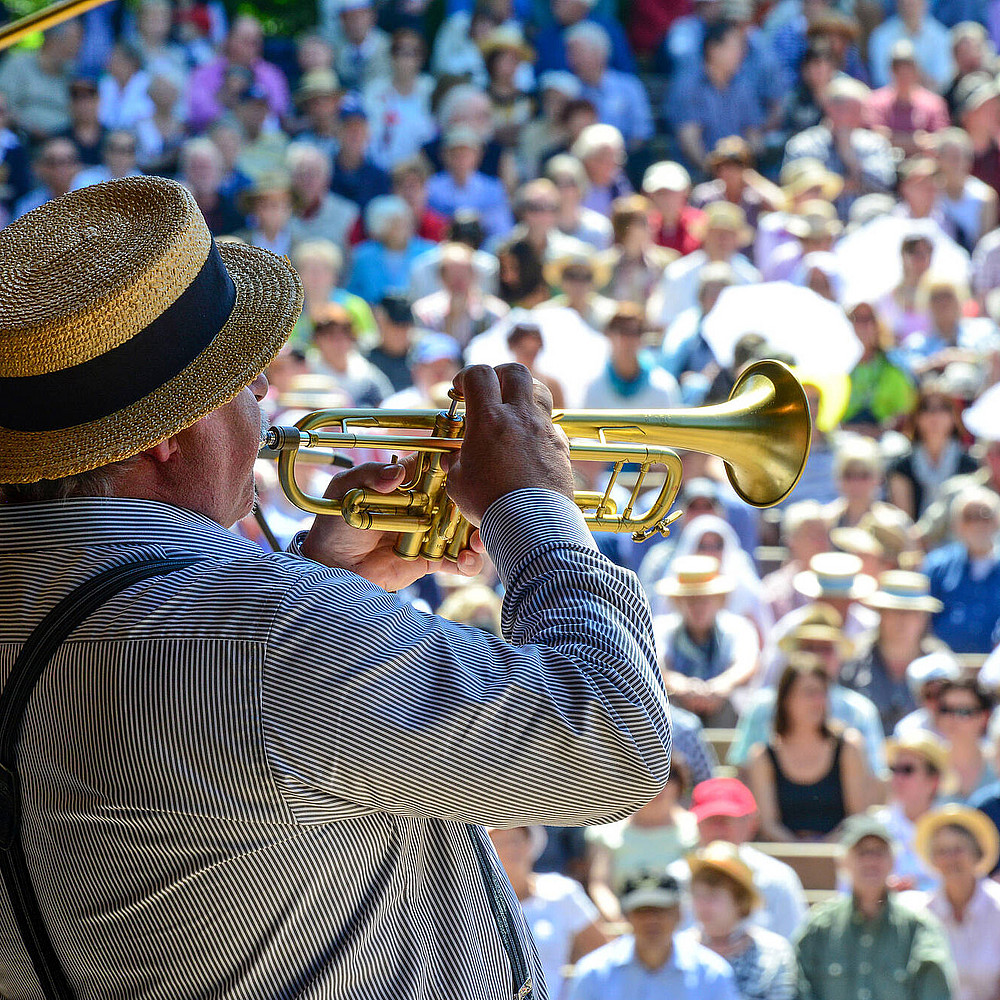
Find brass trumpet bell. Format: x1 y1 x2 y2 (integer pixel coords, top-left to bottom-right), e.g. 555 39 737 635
264 359 812 561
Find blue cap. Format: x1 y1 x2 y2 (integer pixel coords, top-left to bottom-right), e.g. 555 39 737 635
338 92 368 121
410 332 462 366
241 83 269 103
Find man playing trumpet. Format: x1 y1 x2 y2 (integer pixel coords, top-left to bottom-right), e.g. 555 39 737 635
0 177 670 1000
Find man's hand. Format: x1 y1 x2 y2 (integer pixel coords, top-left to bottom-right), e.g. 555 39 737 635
300 458 486 590
444 364 575 525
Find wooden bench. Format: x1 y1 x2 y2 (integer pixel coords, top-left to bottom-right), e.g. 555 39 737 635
752 841 840 892
702 727 738 767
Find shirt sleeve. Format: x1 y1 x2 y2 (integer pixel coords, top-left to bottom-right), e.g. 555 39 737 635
909 912 957 1000
261 489 671 827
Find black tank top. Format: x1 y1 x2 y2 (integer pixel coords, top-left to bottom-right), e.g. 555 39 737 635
766 735 847 836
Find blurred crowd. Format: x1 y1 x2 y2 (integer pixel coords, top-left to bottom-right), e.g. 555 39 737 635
8 0 1000 995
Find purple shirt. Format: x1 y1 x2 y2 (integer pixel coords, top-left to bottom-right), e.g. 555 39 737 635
187 58 290 132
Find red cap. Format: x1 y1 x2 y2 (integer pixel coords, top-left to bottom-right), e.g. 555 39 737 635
690 778 757 822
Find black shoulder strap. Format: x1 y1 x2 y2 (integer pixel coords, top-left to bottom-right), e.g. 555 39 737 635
0 555 204 1000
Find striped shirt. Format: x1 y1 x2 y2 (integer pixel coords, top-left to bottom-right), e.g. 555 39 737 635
0 491 670 1000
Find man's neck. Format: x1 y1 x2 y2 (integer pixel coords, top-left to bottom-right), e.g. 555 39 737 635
683 622 713 646
612 356 640 381
634 938 673 972
705 62 732 89
878 637 922 677
338 149 364 170
854 889 887 920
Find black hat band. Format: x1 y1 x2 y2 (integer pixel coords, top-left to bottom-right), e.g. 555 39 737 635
0 241 237 433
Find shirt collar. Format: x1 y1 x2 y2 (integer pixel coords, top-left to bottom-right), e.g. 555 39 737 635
0 496 262 561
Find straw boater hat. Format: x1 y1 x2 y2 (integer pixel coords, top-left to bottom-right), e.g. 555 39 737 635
0 177 302 483
657 555 735 599
295 68 341 106
686 841 761 908
861 571 943 614
785 199 843 241
915 804 1000 877
793 552 878 601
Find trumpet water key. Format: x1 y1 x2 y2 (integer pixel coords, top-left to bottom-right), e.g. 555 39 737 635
263 359 813 562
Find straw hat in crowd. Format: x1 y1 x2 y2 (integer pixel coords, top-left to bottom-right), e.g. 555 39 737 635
793 552 878 601
861 571 943 614
777 602 854 658
0 177 301 483
779 157 844 203
702 201 754 247
543 251 612 292
657 555 735 599
885 731 957 795
478 25 535 63
687 841 762 909
915 804 1000 877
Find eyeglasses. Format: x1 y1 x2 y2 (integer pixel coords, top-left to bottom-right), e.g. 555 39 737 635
938 705 983 717
525 202 558 213
841 467 875 480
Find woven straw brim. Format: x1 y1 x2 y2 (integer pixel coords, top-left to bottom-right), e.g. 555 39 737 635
657 578 735 598
0 242 302 483
862 593 944 613
915 807 1000 877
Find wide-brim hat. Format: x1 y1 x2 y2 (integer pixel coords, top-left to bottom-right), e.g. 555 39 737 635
793 552 878 601
543 252 612 291
657 554 735 598
687 841 761 908
862 571 943 613
885 733 955 793
479 25 535 62
707 136 753 170
777 621 854 658
0 177 302 483
781 159 845 202
915 804 1000 877
238 170 292 215
785 199 843 240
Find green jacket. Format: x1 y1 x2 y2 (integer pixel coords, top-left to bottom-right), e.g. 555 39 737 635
795 893 954 1000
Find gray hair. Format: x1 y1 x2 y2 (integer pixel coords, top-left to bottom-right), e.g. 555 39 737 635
180 136 223 173
565 21 612 60
365 195 414 240
782 500 828 541
0 457 139 504
545 153 587 188
286 141 331 181
437 84 489 129
951 484 1000 523
291 238 344 275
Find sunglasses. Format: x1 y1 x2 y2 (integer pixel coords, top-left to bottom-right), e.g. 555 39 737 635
842 467 875 480
562 269 593 282
938 705 983 717
919 401 953 413
889 763 918 776
525 202 558 213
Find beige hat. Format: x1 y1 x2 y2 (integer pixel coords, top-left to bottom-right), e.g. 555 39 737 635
885 732 950 777
657 555 735 598
295 68 341 106
785 199 843 240
479 25 535 62
687 841 761 907
915 804 1000 877
862 571 943 613
703 201 753 246
543 251 612 291
0 177 301 483
793 552 878 600
781 158 845 202
778 602 854 658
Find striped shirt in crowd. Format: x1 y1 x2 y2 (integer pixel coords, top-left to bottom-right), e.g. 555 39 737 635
0 490 671 1000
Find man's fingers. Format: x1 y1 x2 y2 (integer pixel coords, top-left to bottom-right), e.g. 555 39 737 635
454 365 502 420
320 461 407 502
495 363 537 407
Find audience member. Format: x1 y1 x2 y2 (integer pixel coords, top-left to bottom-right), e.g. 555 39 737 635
794 815 956 999
913 804 1000 1000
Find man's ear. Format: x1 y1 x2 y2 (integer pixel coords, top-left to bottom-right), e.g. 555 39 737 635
141 436 179 465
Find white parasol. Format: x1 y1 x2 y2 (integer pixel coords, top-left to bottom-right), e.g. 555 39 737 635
700 281 863 373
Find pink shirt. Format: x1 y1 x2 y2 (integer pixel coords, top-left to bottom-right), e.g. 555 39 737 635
926 879 1000 1000
187 58 290 132
865 86 950 137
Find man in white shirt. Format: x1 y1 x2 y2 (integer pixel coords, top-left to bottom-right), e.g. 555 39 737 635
650 202 761 329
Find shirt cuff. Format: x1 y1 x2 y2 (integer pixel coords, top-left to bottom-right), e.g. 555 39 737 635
479 489 597 588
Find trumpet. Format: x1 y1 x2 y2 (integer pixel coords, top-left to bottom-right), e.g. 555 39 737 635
263 359 812 562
